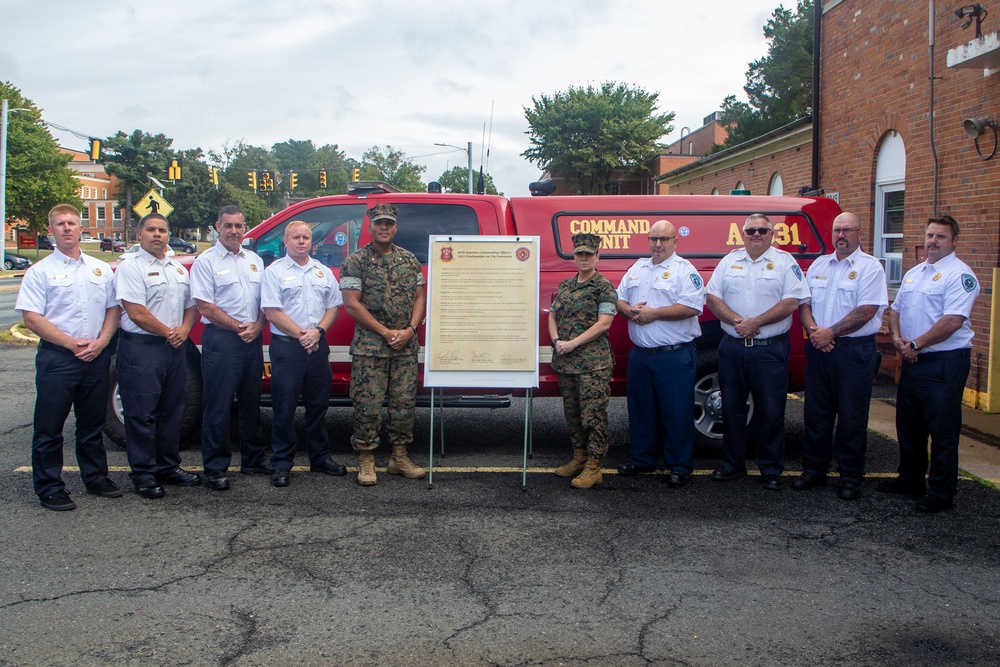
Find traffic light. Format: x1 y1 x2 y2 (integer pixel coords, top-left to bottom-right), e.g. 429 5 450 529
89 138 101 161
248 170 258 191
208 167 219 186
351 167 360 181
318 170 327 189
167 158 182 181
289 171 298 190
260 170 275 191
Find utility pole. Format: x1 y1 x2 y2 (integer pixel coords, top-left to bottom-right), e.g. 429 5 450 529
1 99 30 271
434 141 473 193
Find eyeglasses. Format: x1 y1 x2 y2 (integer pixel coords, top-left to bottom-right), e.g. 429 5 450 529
832 228 861 236
743 227 772 236
648 236 676 244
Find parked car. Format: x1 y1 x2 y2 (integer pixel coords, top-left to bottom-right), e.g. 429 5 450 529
3 253 32 271
37 235 55 250
167 237 197 254
99 238 126 252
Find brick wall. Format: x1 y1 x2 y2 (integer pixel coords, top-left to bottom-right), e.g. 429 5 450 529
667 141 813 196
819 0 1000 396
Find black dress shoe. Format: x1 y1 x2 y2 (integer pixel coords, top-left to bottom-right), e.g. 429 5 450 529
156 469 202 486
271 469 290 487
311 459 348 476
876 477 925 496
617 463 656 476
135 482 165 499
665 472 691 488
792 472 827 491
86 477 124 498
710 467 747 482
206 472 230 491
240 460 274 475
760 474 783 491
839 480 862 501
915 494 953 513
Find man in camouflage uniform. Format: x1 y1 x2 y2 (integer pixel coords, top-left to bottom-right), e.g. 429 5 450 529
548 233 618 489
340 203 427 486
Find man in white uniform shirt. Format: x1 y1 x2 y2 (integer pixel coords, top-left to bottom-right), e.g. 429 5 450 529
115 213 201 499
794 212 887 500
190 204 271 491
15 204 121 510
615 219 704 487
705 213 810 490
881 215 980 513
261 221 346 487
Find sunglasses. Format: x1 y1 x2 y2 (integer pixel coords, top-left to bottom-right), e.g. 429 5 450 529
743 227 772 236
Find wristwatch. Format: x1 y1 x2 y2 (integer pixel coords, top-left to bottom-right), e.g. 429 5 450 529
410 324 418 333
909 340 919 351
316 326 326 337
551 338 560 348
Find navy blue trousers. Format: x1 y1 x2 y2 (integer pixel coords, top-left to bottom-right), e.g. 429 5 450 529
625 343 697 474
117 335 186 485
718 335 790 476
31 343 111 498
895 349 971 500
802 339 878 482
200 325 267 475
269 336 332 470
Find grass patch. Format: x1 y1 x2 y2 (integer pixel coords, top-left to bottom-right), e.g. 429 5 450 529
0 322 38 346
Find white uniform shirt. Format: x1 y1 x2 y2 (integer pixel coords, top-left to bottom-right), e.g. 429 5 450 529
115 247 195 335
189 241 264 324
616 253 704 347
706 246 811 339
15 249 116 339
891 252 980 352
806 247 888 337
261 256 343 335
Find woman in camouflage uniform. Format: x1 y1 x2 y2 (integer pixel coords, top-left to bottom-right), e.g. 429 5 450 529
547 233 617 489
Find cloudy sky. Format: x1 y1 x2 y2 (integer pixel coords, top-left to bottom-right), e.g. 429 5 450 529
2 0 786 196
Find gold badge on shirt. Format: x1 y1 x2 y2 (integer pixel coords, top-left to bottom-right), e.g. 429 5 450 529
316 270 324 278
662 271 671 279
92 268 102 276
177 267 184 274
848 271 858 280
932 273 942 281
250 264 258 272
766 262 775 270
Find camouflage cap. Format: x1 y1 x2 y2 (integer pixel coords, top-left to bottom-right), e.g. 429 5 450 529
368 203 398 223
572 233 602 254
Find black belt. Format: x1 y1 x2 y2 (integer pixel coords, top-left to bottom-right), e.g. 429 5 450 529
635 342 693 353
725 333 789 347
833 334 875 346
271 334 297 343
917 348 971 360
39 340 74 354
120 331 169 345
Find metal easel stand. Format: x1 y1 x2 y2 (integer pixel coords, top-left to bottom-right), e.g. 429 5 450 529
522 388 533 491
427 388 446 489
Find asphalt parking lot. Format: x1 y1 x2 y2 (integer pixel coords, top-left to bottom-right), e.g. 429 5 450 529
0 343 998 666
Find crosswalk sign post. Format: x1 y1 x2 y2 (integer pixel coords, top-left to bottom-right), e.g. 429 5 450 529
133 189 174 219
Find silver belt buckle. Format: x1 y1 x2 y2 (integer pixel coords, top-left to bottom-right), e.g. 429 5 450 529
744 337 754 347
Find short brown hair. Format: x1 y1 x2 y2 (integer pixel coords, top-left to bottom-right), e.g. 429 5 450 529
47 204 81 225
927 215 960 238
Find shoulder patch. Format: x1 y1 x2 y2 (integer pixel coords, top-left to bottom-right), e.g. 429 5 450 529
962 274 978 293
690 273 703 290
791 265 803 281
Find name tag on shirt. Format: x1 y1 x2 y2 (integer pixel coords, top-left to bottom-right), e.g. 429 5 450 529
215 269 231 277
282 276 297 283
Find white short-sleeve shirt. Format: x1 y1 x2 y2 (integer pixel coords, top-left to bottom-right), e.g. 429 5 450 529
261 256 343 335
806 247 888 337
115 247 195 334
890 252 980 351
616 253 704 347
15 249 116 339
189 241 264 324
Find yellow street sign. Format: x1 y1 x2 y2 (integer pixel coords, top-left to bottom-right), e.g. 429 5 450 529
133 189 174 219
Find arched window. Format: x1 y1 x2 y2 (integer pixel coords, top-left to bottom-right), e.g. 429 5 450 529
874 132 905 284
769 173 783 196
711 187 719 195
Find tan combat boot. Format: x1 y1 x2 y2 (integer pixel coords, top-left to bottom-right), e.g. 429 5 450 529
554 449 588 477
571 458 603 489
387 445 426 479
357 450 377 486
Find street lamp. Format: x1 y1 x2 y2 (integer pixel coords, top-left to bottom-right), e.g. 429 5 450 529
434 141 473 194
1 99 30 271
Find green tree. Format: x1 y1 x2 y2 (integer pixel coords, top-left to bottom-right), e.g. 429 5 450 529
166 149 219 233
361 145 426 192
1 82 81 231
522 81 673 195
101 129 174 226
718 0 813 149
436 165 500 195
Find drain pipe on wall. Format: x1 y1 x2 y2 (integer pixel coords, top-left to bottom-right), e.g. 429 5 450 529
930 0 940 216
811 0 821 191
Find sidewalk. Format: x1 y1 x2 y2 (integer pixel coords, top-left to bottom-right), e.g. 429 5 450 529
868 380 1000 486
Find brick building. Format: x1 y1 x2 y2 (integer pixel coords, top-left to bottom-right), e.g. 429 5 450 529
62 148 126 241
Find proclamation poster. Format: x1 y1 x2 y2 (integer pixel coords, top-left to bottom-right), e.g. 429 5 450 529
424 236 539 388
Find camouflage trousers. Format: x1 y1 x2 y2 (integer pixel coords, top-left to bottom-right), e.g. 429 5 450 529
350 353 418 451
557 366 612 459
